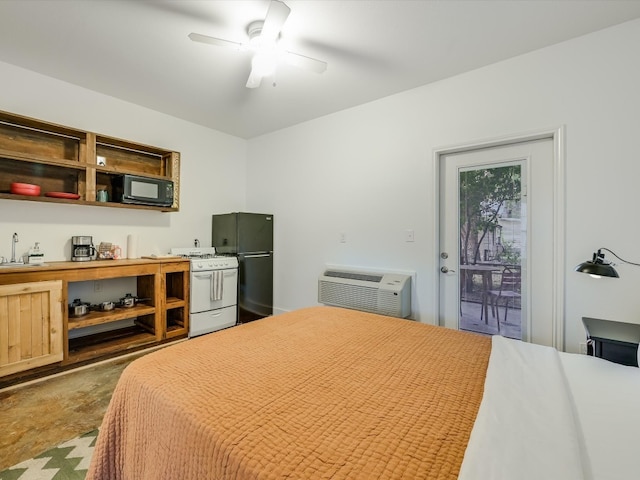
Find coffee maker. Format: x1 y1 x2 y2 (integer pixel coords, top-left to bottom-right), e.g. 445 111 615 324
71 236 96 262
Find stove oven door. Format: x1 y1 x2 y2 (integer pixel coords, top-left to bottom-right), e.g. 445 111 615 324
191 268 238 313
190 306 236 337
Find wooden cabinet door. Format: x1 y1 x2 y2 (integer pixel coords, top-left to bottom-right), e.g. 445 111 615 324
0 280 63 377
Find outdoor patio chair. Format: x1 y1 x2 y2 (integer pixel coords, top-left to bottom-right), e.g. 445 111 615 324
487 266 521 331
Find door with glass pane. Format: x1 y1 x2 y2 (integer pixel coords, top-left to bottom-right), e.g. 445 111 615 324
439 139 556 346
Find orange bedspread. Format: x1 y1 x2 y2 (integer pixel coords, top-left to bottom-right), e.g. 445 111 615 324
87 306 491 479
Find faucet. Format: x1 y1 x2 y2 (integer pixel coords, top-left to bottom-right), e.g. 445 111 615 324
10 232 18 263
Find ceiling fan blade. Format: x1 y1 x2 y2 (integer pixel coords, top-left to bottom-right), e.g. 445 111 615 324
260 0 291 42
188 32 243 50
246 68 263 89
284 51 327 74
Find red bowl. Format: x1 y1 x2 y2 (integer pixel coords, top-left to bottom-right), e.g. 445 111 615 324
10 182 41 196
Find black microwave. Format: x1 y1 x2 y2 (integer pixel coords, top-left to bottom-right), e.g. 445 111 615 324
111 174 174 207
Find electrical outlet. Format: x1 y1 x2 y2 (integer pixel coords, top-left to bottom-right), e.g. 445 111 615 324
579 342 588 355
94 280 102 292
405 229 415 242
339 233 346 243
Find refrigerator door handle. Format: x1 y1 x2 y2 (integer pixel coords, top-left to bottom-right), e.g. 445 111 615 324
243 253 271 258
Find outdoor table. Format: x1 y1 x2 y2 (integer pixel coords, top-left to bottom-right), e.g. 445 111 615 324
460 264 499 323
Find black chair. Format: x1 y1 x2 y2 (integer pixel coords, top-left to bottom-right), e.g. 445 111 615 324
487 266 521 331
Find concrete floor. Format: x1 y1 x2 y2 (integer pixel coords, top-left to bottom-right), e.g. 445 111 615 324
460 299 522 339
0 353 141 471
0 308 518 472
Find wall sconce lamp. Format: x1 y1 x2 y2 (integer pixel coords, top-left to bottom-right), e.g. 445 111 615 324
575 248 640 278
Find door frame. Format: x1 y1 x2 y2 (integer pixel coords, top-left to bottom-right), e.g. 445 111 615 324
432 127 566 350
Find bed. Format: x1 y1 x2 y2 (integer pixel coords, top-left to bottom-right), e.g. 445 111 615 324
86 306 640 480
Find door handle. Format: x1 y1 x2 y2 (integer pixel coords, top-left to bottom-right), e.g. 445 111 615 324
244 253 271 258
441 266 456 274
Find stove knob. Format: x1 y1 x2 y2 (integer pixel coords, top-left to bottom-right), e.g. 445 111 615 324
208 262 214 268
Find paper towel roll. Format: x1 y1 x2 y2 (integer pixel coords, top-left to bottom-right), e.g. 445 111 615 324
127 234 138 259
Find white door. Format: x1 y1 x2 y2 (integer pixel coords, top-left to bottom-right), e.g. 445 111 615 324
438 138 559 347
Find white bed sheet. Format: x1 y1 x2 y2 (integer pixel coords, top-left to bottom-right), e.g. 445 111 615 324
560 350 640 480
459 335 587 480
460 335 640 480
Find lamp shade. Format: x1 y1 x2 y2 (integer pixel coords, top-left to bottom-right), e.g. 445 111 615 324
575 258 619 278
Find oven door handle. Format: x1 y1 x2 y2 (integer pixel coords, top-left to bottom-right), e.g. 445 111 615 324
193 273 214 279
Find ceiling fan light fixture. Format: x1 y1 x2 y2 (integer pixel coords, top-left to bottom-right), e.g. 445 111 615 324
247 20 266 48
246 20 282 52
189 0 326 89
251 50 279 77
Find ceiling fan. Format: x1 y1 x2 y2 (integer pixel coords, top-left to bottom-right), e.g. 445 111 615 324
189 0 327 89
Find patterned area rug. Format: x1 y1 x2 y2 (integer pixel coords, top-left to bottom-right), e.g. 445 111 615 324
0 430 98 480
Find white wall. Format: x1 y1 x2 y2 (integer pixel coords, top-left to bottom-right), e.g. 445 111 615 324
0 61 247 260
3 19 640 354
247 18 640 353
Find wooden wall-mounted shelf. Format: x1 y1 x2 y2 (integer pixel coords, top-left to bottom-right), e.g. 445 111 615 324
0 110 180 212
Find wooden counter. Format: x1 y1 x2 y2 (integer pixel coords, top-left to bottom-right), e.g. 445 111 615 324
0 258 190 388
0 257 185 276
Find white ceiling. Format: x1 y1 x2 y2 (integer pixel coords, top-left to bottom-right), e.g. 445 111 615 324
1 1 640 139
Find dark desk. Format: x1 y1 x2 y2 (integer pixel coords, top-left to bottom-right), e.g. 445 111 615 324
582 317 640 367
589 337 639 367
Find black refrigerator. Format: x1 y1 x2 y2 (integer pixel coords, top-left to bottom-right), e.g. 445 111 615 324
212 212 273 324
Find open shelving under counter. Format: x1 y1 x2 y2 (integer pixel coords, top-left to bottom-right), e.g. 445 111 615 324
0 257 190 388
67 304 157 331
68 327 158 365
162 262 189 339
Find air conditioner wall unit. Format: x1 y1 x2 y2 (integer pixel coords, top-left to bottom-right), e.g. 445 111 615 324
318 269 411 318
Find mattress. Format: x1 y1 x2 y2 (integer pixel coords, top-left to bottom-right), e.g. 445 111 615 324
460 334 640 480
559 349 640 480
87 306 491 479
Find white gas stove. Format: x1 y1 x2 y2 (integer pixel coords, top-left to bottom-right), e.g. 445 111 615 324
170 247 238 337
170 247 238 270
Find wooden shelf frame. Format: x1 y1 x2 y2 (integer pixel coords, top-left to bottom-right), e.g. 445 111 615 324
0 258 190 382
0 109 180 211
68 305 157 330
68 326 157 364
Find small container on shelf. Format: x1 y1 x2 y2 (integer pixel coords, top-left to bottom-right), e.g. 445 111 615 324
97 242 122 260
10 182 40 196
27 242 45 264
